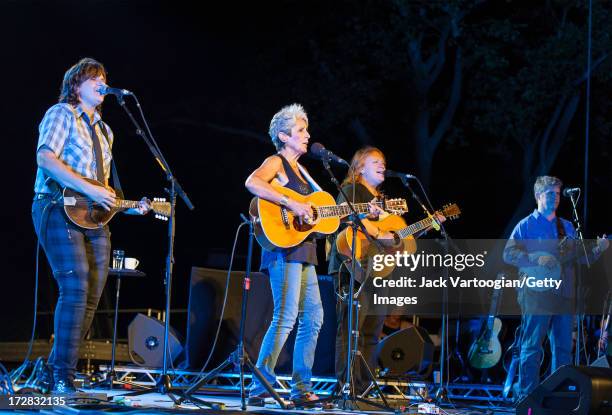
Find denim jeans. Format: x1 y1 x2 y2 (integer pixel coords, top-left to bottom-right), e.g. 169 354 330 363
250 259 324 398
518 313 573 397
32 198 110 381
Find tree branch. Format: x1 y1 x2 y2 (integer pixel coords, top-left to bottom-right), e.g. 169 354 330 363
428 23 450 84
538 94 567 162
572 53 609 87
541 93 580 173
430 47 462 149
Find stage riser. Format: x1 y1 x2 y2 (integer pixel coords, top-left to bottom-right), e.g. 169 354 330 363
0 340 130 363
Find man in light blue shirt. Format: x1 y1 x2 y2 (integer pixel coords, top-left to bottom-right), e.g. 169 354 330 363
503 176 608 400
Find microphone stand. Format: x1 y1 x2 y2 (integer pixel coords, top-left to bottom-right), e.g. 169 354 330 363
112 94 195 403
315 158 391 411
399 176 452 403
567 191 590 366
176 215 290 410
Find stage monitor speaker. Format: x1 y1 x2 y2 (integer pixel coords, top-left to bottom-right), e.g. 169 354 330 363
516 365 612 415
128 313 183 367
376 325 434 376
185 267 336 376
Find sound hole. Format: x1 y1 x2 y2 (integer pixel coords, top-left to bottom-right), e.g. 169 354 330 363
291 207 318 231
292 218 315 232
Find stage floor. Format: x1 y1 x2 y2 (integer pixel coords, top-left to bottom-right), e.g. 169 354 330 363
4 388 517 414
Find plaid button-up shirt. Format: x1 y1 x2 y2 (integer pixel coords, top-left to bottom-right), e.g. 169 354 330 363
34 103 114 194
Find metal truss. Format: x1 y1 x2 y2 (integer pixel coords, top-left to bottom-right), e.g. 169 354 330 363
106 365 513 405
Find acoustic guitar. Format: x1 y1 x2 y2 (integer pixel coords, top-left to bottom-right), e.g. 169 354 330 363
60 178 171 229
467 271 505 370
336 203 461 277
249 185 407 250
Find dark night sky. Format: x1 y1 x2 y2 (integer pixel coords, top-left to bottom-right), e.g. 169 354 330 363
2 1 610 343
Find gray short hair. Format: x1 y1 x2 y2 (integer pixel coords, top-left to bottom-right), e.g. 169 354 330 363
534 175 563 201
269 103 308 151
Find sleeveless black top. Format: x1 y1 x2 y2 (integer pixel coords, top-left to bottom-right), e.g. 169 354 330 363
260 154 318 269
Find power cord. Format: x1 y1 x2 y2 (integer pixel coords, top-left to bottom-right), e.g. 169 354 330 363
10 199 55 390
185 219 249 386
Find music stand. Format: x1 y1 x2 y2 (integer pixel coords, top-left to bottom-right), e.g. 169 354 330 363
92 268 146 390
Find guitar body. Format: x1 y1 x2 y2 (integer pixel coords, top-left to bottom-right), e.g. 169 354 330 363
518 250 561 292
249 186 340 250
63 178 120 229
336 214 417 278
61 178 171 229
467 317 503 369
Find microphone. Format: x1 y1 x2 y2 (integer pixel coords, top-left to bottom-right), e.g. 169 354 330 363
562 187 580 197
97 84 133 97
384 169 417 180
310 142 349 166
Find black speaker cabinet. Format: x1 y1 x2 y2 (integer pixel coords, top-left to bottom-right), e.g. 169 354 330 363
128 313 183 367
185 267 337 376
376 325 434 376
516 365 612 415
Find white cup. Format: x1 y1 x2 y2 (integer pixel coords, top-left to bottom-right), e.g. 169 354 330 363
124 258 140 270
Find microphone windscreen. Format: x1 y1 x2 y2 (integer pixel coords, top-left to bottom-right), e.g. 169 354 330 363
309 142 325 157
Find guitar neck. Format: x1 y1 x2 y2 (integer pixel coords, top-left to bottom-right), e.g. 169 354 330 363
485 275 504 330
397 215 438 239
116 199 140 210
316 201 383 218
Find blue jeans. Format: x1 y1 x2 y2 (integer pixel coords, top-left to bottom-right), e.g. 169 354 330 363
32 198 110 381
518 313 573 398
250 259 324 398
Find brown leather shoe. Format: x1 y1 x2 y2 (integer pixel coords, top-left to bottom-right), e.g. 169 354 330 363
291 392 334 409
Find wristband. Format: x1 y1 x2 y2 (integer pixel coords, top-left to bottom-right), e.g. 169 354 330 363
279 195 290 207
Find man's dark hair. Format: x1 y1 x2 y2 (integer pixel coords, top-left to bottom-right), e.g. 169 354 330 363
59 57 107 111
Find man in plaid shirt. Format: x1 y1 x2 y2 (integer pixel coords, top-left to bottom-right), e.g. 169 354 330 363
32 58 149 394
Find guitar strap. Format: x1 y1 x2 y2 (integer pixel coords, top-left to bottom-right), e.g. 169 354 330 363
98 123 124 199
556 217 567 256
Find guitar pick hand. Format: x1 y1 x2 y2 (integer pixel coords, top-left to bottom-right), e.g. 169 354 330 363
287 200 314 225
86 183 116 211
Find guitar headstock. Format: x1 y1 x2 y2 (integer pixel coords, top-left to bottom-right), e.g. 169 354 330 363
152 197 171 221
439 203 461 220
384 198 408 215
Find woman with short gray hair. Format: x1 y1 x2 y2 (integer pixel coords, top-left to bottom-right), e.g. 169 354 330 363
245 103 325 408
